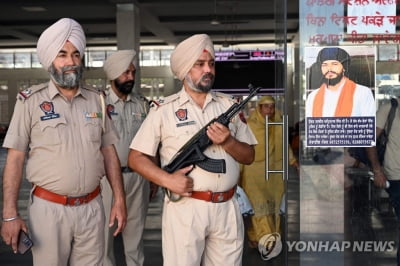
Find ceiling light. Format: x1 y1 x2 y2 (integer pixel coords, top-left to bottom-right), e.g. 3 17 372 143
21 6 47 12
210 19 220 25
210 0 220 25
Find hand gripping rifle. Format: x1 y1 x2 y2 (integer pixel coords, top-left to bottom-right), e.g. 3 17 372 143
163 84 262 201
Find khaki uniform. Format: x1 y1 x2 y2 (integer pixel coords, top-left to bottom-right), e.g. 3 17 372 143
101 88 150 266
3 80 118 265
130 88 257 266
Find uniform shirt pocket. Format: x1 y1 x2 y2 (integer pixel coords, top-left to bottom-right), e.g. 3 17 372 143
84 118 102 143
38 117 67 145
131 114 145 134
173 122 198 143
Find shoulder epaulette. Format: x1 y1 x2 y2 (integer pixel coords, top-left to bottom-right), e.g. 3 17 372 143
139 94 149 103
215 91 236 103
131 92 149 103
103 88 111 96
215 91 233 98
149 94 179 110
17 82 48 101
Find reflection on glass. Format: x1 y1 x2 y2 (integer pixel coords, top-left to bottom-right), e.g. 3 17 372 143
87 51 106 67
142 50 160 66
85 79 107 91
378 45 398 62
140 78 165 99
31 53 42 68
15 53 31 68
161 50 172 66
0 53 14 68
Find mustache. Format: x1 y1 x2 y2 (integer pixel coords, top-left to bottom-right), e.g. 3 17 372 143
202 73 214 81
323 71 338 76
61 65 80 73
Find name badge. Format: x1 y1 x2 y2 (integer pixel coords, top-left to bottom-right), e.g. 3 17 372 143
40 101 60 121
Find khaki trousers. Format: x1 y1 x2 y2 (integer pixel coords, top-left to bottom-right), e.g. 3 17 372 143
29 194 105 266
102 172 150 266
162 196 244 266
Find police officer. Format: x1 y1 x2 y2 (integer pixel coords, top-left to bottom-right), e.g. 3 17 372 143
1 18 126 265
128 34 257 266
102 49 151 266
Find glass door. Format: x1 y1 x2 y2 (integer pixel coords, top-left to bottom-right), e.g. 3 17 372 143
296 1 399 265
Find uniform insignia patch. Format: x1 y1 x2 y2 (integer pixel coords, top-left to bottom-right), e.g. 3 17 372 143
107 104 117 118
39 101 60 121
19 89 32 98
16 83 48 102
175 108 188 121
132 112 147 119
85 112 103 119
149 99 163 108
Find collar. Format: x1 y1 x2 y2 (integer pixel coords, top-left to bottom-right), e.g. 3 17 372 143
177 86 217 108
48 80 84 100
176 87 190 106
108 87 140 104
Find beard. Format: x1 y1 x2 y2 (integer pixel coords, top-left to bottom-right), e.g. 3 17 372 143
322 70 344 86
114 79 135 95
49 64 83 89
186 73 215 93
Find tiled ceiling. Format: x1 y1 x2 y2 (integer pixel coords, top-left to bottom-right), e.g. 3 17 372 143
0 0 299 48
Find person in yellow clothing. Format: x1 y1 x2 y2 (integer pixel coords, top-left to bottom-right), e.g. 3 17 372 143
240 95 299 261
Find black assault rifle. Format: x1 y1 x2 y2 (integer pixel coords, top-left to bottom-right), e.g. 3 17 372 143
163 84 261 200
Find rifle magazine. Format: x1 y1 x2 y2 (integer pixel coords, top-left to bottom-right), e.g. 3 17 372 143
196 157 226 173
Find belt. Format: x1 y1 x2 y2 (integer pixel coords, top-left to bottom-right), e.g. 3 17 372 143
191 186 236 203
33 185 101 206
121 166 133 173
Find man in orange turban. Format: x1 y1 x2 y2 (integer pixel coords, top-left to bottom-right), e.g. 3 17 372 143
305 47 375 117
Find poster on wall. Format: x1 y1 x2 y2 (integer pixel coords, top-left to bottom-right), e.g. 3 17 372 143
347 2 396 34
301 0 400 46
304 46 376 147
